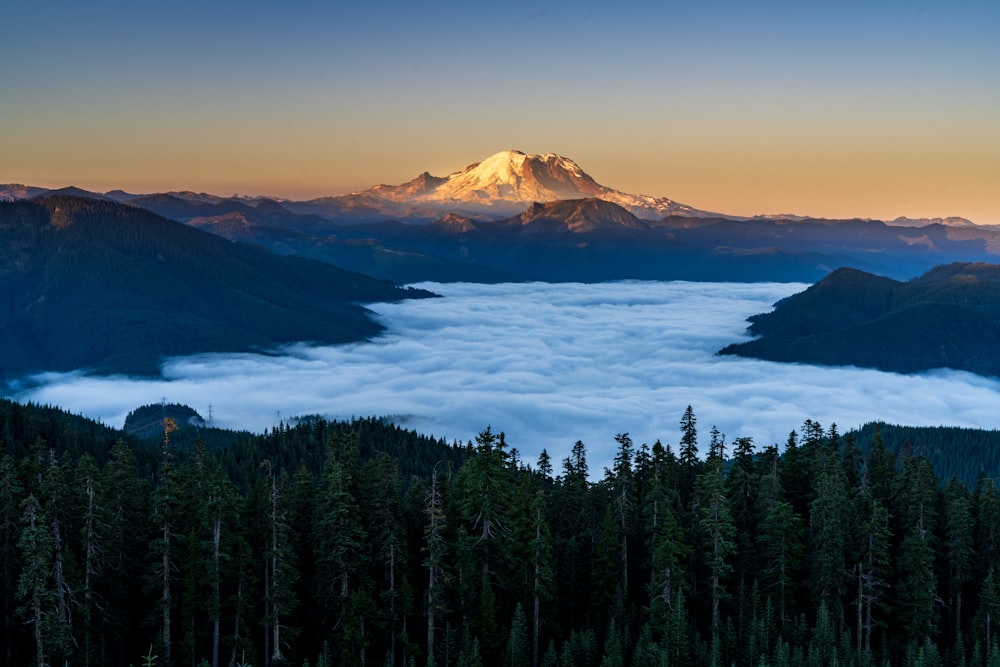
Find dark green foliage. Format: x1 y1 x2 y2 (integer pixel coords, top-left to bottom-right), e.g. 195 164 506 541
720 262 1000 377
0 453 23 665
6 398 1000 666
852 422 1000 486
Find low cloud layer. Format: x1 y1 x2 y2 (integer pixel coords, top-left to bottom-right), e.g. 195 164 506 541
14 281 1000 474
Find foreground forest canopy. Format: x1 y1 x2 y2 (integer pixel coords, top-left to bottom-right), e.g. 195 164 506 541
5 400 1000 667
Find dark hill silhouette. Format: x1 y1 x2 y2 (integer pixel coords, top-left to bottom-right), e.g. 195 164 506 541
0 196 433 379
124 402 206 438
719 262 1000 376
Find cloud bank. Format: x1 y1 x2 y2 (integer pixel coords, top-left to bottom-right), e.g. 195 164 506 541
14 281 1000 474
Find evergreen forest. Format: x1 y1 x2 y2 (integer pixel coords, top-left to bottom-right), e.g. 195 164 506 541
5 398 1000 667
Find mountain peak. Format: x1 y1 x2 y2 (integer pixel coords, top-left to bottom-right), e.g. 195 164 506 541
430 150 597 205
322 149 704 220
513 198 651 233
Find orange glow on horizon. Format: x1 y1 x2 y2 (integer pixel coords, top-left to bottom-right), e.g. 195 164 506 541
5 150 997 226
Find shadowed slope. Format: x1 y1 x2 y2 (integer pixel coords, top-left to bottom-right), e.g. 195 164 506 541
719 262 1000 376
0 196 434 379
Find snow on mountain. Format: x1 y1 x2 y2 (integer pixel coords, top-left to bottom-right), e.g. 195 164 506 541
430 150 591 203
339 150 707 220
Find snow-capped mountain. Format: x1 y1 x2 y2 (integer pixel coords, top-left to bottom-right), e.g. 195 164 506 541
428 150 702 219
6 151 981 226
295 150 708 221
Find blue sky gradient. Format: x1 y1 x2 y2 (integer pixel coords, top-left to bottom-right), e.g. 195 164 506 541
4 0 998 221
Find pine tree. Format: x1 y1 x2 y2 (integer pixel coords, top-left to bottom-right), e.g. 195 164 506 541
553 440 594 636
456 427 511 575
285 462 316 658
897 456 939 646
610 433 634 602
314 440 367 656
537 450 553 480
809 455 851 625
600 618 625 667
979 570 1000 663
899 525 937 645
541 640 559 667
455 427 512 656
678 406 699 504
855 496 891 658
757 496 803 628
976 476 1000 589
630 622 667 667
944 480 975 642
592 502 621 633
645 439 686 631
177 439 235 667
204 465 240 667
866 426 896 506
458 632 484 667
262 461 290 665
696 435 736 634
505 602 530 667
18 494 53 667
728 436 759 578
103 439 148 666
808 601 836 667
151 419 180 665
530 490 555 667
77 453 111 667
425 462 449 667
678 407 702 604
0 453 23 666
361 452 405 667
40 447 74 664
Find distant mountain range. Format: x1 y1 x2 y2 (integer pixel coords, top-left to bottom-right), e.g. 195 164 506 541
0 196 432 379
182 197 1000 284
0 150 980 225
3 150 996 283
719 262 1000 377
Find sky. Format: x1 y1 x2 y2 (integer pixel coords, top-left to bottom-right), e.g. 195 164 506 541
2 0 998 223
15 281 1000 474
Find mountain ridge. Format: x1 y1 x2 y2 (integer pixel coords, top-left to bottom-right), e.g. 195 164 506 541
5 151 995 284
1 149 979 225
157 195 1000 284
0 196 434 380
719 262 1000 377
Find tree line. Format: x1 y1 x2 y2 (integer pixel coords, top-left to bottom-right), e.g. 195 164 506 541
3 398 1000 667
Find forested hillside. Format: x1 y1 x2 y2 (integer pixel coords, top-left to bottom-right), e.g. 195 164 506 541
4 399 1000 667
850 422 1000 486
0 196 433 378
719 263 1000 377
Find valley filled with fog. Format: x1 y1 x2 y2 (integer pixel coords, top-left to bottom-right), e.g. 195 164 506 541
15 281 1000 470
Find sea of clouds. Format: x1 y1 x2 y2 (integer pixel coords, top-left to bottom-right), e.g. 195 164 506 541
14 281 1000 473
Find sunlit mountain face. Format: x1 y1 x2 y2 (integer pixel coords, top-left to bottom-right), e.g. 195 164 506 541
356 149 706 219
276 149 709 222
